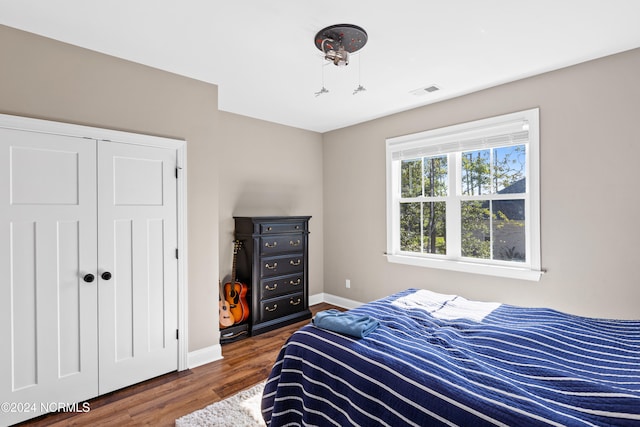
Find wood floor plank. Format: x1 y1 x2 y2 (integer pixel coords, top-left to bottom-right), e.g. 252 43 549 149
15 302 338 427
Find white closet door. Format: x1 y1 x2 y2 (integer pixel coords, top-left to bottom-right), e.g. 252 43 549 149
0 128 98 426
97 141 178 394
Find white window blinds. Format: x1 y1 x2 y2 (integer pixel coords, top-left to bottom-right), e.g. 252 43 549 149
388 114 532 161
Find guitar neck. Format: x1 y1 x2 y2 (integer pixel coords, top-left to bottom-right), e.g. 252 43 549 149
231 240 240 282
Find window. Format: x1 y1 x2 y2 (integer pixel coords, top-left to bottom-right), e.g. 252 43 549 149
386 108 541 281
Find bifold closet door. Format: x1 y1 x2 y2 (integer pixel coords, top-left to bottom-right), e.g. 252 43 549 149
0 128 99 426
1 126 180 425
97 141 178 394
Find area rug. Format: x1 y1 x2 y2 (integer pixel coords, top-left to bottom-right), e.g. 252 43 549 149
175 381 266 426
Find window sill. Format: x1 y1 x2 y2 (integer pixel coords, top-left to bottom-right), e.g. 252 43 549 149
386 254 543 282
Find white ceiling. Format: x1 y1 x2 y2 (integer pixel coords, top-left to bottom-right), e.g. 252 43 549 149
1 1 640 133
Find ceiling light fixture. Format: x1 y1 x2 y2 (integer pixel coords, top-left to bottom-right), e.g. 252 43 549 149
314 61 329 97
313 24 368 97
353 55 366 95
314 86 329 97
314 24 368 67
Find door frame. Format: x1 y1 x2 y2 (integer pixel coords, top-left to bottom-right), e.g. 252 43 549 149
0 113 189 371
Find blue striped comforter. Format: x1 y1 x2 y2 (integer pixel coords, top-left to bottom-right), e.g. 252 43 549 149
262 289 640 426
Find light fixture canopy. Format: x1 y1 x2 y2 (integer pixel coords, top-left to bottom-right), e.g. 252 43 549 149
314 24 368 66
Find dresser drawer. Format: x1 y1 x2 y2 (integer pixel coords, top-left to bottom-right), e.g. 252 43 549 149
260 235 304 255
261 293 305 322
260 221 305 235
260 254 304 278
260 273 304 299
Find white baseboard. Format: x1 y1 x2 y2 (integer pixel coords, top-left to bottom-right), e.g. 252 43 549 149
308 292 325 306
187 343 223 369
309 292 364 310
189 293 362 369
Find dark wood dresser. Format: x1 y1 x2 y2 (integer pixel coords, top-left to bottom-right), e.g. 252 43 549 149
234 216 312 335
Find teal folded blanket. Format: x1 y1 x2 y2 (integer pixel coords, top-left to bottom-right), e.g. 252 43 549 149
312 309 379 338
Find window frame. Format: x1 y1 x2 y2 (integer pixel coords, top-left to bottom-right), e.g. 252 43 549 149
385 108 542 281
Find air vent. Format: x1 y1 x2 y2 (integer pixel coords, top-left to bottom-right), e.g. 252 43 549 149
410 85 440 96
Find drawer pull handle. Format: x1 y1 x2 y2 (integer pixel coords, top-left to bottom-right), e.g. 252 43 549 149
295 225 300 230
290 298 301 306
289 259 301 266
265 242 277 248
265 284 278 291
289 240 301 246
267 226 273 231
289 279 301 286
265 304 278 312
265 262 278 270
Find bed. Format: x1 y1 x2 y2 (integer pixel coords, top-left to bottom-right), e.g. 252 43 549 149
261 288 640 426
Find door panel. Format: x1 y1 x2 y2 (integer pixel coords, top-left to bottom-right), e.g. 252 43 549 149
0 128 98 426
113 157 164 206
113 219 134 362
97 141 178 394
58 220 83 377
10 145 79 205
9 221 37 391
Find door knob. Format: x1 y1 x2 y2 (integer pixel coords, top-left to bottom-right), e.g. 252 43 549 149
83 273 95 283
101 272 112 281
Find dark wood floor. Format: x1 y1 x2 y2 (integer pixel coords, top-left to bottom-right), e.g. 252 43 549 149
17 303 338 427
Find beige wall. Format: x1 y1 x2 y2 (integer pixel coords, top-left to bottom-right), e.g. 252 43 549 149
0 25 220 352
0 25 324 355
323 47 640 319
217 112 323 297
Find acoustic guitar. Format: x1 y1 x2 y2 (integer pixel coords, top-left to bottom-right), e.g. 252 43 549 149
224 240 250 323
219 280 234 328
